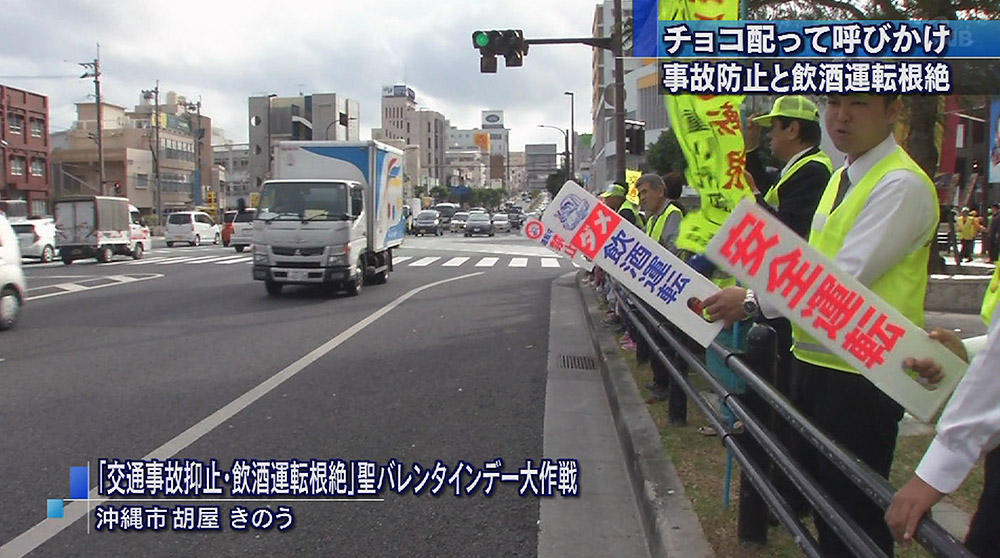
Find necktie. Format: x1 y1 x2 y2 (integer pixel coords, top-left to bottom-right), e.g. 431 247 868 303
832 170 851 211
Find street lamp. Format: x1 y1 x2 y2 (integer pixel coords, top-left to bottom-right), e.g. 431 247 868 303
0 139 8 200
564 91 574 180
538 124 569 179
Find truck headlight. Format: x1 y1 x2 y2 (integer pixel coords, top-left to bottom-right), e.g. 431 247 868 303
327 254 347 266
253 245 270 265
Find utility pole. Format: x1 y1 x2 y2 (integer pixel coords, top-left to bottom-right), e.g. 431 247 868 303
185 99 203 206
565 91 575 180
612 0 626 187
80 45 105 194
142 83 162 223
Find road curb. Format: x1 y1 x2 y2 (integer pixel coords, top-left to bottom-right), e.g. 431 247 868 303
574 272 715 558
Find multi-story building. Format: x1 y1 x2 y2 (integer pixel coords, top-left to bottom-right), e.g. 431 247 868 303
372 85 449 193
447 110 511 191
247 92 360 190
212 142 251 204
590 0 642 188
1 84 51 215
508 151 526 193
525 144 558 191
51 91 217 220
443 147 488 189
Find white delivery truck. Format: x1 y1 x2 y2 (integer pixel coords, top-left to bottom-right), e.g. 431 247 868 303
54 196 151 264
252 141 406 297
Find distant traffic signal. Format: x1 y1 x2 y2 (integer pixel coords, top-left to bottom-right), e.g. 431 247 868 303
624 120 646 155
472 29 528 73
114 181 122 194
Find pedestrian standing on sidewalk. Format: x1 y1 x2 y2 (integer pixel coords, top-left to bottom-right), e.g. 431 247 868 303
958 207 981 263
704 93 938 556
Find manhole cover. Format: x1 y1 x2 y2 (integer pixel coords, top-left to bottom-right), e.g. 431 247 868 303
559 355 596 370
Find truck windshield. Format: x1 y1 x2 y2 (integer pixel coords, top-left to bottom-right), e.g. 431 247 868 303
257 182 349 221
433 205 457 219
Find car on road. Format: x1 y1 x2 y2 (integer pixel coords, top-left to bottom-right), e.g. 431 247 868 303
414 210 444 236
450 212 469 233
165 211 221 247
0 213 26 330
491 213 511 233
433 202 460 226
506 207 525 230
229 209 256 252
12 218 57 262
464 212 494 237
221 210 238 246
469 207 488 215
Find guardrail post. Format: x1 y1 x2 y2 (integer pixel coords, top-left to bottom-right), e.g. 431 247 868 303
736 322 778 545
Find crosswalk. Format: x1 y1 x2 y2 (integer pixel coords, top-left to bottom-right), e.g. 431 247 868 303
26 253 578 271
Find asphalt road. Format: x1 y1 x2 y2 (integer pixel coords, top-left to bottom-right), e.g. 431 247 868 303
1 230 582 557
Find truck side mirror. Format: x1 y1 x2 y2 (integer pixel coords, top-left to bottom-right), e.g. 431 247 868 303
352 197 363 217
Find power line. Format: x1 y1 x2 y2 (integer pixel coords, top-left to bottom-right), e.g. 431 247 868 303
0 75 78 79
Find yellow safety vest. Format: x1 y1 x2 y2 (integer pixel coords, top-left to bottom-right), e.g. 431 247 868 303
620 199 645 230
958 216 979 240
645 202 682 242
982 265 1000 325
792 147 937 373
763 150 834 207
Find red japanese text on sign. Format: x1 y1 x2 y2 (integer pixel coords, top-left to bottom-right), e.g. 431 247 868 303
571 204 621 259
801 274 866 340
550 234 566 251
842 307 907 369
719 212 780 277
724 150 747 190
767 247 825 309
706 102 741 136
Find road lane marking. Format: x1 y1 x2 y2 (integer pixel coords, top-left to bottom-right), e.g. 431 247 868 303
442 257 470 267
24 274 164 301
508 257 528 268
212 256 252 264
0 271 484 557
541 258 560 268
408 257 440 267
393 256 412 264
475 257 499 267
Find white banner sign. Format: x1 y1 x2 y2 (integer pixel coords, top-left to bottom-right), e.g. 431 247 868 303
541 181 723 347
705 200 968 422
523 218 594 271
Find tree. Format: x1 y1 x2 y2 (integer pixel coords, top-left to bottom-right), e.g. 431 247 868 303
645 128 688 176
546 169 569 198
429 186 448 202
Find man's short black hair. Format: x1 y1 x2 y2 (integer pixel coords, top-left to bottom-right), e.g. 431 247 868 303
774 116 822 146
662 172 684 200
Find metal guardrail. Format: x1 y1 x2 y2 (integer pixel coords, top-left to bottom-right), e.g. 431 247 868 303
609 281 974 558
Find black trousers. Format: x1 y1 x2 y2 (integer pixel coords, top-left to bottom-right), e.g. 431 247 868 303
962 239 976 261
793 359 904 557
966 446 1000 557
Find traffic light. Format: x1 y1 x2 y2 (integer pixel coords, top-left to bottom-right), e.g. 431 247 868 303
472 29 528 73
114 181 122 194
624 120 646 155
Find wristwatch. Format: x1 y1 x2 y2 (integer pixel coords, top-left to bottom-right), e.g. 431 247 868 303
742 289 760 318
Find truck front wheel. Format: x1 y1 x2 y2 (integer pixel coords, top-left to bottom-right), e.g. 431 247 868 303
265 281 283 297
345 260 363 296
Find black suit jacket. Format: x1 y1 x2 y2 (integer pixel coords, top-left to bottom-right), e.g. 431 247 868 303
756 147 831 240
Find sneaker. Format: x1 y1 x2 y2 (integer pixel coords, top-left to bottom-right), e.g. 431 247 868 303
621 340 637 351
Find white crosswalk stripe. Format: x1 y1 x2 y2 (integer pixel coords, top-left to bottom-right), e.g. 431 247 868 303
541 258 560 268
409 256 440 267
442 257 470 267
124 257 169 265
213 256 252 265
393 256 413 264
508 257 528 268
155 256 206 265
182 256 231 264
475 257 499 267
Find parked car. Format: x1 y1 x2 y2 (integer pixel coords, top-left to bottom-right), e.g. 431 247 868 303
450 212 470 233
0 213 26 330
12 218 57 262
165 211 221 247
492 213 512 233
465 212 494 237
221 210 238 246
229 209 256 252
414 210 444 236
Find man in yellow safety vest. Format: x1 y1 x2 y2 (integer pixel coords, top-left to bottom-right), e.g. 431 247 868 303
704 94 939 556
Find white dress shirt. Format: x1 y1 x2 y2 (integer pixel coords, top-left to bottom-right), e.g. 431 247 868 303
917 310 1000 493
777 146 813 179
759 134 938 318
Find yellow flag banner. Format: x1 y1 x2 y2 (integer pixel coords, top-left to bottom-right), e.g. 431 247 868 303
625 169 641 205
659 0 751 254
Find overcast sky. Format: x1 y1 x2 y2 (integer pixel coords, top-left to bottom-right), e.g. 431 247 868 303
0 0 598 152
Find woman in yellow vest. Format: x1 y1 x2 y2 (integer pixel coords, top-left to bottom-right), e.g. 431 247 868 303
958 207 984 263
704 93 939 557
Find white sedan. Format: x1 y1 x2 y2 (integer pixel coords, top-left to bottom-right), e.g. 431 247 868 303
492 213 511 233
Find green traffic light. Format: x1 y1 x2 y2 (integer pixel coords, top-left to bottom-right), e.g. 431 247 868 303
474 31 490 48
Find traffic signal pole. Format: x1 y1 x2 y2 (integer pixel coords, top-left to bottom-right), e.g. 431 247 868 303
473 0 627 186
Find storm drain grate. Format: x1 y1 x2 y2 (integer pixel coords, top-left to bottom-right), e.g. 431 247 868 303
559 355 597 370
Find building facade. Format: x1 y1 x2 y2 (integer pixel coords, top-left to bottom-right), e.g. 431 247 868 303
247 92 361 190
525 144 558 191
1 84 51 215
